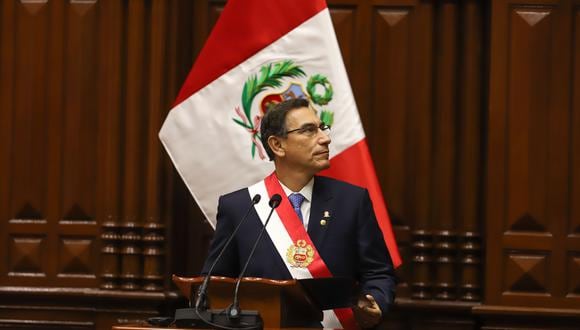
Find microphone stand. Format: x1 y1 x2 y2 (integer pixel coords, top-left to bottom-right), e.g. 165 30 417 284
185 194 281 330
194 194 261 311
180 194 281 330
227 194 281 321
174 194 261 328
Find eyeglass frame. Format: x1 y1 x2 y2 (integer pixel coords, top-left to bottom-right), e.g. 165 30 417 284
285 122 331 137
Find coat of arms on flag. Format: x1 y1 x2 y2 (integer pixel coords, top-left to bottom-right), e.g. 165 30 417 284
233 59 335 159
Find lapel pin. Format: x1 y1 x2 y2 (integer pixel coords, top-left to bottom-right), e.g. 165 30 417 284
320 210 330 226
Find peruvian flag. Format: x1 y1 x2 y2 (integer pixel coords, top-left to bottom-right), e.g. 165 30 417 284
159 0 401 268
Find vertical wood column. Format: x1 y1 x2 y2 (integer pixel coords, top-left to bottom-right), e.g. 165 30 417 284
432 1 458 301
572 0 580 307
457 0 484 302
100 220 121 289
0 0 15 279
408 1 435 301
142 223 164 291
97 0 124 290
121 0 146 290
411 230 433 299
120 223 142 290
141 0 169 292
45 0 65 283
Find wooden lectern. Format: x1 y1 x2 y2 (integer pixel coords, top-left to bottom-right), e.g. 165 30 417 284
173 275 354 328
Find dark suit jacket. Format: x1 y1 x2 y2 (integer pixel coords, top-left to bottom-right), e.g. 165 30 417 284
202 176 397 314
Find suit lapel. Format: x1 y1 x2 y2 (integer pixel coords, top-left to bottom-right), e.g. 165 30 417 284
307 177 332 249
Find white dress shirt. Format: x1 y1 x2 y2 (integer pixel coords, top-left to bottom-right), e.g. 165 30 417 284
278 177 314 230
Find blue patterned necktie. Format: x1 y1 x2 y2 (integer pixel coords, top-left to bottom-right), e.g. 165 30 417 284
288 193 305 222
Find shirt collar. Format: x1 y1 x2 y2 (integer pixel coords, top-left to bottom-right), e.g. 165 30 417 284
278 177 314 202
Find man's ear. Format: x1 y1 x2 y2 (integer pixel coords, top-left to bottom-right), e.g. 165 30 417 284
268 136 285 158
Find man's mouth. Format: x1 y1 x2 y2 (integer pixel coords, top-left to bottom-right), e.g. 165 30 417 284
314 150 329 157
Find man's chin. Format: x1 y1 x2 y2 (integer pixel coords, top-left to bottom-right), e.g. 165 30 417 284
316 160 331 171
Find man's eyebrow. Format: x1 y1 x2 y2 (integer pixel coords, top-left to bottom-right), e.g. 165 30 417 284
298 122 319 128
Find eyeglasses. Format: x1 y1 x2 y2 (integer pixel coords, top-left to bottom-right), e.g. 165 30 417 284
286 123 331 137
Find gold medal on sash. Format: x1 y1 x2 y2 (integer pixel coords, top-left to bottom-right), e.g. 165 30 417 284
286 239 314 268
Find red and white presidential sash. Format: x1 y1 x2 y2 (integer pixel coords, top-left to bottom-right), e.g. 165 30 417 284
248 173 358 329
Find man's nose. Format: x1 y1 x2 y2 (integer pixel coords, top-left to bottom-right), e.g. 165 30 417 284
318 131 331 145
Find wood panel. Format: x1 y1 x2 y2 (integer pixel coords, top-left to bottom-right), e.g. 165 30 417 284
369 1 435 300
485 0 580 310
0 0 186 328
4 0 57 286
363 0 485 304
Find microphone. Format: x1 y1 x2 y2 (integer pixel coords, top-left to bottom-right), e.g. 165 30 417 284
227 194 282 319
194 193 261 311
269 194 282 208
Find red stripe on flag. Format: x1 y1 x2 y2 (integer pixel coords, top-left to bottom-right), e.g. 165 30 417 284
319 139 402 268
173 0 327 107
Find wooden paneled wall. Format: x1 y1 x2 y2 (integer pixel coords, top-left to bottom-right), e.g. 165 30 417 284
476 1 580 326
0 0 191 328
0 0 172 290
0 0 579 329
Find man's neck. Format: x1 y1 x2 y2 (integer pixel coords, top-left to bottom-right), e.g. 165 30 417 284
274 166 314 192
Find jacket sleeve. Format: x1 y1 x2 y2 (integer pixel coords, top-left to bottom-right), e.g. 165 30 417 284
201 195 240 277
356 189 398 315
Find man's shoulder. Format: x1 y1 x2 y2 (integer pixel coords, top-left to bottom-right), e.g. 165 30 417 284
218 187 251 206
314 175 367 194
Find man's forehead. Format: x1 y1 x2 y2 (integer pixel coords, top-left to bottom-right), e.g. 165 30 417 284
285 106 318 124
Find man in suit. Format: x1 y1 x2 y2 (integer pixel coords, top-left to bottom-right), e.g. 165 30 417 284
202 98 396 328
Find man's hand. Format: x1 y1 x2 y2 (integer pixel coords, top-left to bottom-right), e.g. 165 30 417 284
354 294 382 328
